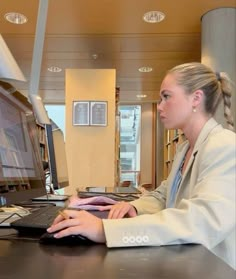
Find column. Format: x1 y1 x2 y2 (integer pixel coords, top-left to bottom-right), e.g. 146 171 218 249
201 7 236 128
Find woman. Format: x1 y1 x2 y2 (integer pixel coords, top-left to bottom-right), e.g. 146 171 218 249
47 62 235 269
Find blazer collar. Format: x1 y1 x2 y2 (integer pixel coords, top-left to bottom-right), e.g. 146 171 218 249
179 118 220 189
192 118 220 155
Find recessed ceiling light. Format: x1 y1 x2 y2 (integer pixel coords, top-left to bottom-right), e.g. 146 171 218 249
136 94 147 98
47 66 62 73
138 66 153 73
143 11 165 23
4 12 28 24
92 53 98 60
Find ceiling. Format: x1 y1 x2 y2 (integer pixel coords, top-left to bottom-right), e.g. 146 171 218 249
0 0 235 104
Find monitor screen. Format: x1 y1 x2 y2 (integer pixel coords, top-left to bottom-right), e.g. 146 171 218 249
45 123 69 190
0 83 46 206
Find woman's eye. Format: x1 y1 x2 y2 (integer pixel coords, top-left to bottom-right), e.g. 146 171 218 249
163 94 170 100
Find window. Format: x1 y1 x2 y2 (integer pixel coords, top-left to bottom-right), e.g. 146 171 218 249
119 105 141 186
45 105 65 137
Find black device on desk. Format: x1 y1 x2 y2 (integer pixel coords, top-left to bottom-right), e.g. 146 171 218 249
10 205 63 234
32 123 69 202
39 231 92 245
77 186 141 201
0 84 47 207
10 205 109 244
0 85 67 226
86 186 141 194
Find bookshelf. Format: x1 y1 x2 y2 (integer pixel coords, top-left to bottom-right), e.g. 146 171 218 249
115 87 120 186
164 129 185 179
10 91 48 166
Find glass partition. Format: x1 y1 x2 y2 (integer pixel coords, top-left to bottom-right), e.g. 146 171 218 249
119 105 141 186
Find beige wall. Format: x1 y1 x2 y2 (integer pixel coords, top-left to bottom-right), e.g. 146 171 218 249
64 69 116 193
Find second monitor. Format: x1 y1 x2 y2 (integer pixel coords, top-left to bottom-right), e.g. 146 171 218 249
32 123 69 201
46 124 69 190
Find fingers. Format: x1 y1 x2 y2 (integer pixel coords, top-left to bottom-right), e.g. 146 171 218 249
98 205 113 211
108 202 137 219
128 206 137 217
49 209 81 230
108 202 129 219
51 209 78 225
47 209 106 243
48 219 82 238
67 196 80 207
52 213 64 225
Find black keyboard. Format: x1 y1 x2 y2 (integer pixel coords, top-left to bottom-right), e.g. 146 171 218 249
11 205 63 234
11 205 109 235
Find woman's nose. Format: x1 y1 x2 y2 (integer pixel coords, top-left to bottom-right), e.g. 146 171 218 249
157 102 163 112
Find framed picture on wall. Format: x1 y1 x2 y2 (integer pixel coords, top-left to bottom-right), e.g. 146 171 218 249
72 101 90 126
90 101 107 126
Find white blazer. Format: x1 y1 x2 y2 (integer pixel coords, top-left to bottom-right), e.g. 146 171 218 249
103 118 236 269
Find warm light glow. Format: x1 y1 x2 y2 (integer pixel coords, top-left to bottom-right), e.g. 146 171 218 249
136 94 147 98
4 12 28 24
143 11 165 23
138 66 153 73
48 66 62 72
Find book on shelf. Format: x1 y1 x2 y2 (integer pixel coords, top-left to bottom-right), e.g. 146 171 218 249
167 144 171 162
166 130 170 143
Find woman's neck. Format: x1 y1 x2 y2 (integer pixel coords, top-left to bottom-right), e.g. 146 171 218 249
182 115 210 148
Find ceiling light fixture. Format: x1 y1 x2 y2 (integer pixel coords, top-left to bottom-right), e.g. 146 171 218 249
138 66 153 73
4 12 28 24
92 54 98 60
136 94 147 98
47 66 62 73
143 11 165 23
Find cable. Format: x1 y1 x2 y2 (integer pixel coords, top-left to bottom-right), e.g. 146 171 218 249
0 212 23 225
11 205 31 215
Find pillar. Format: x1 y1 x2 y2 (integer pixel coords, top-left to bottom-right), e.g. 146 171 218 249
201 7 236 128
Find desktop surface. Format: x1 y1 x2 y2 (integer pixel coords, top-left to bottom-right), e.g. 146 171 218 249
0 238 234 279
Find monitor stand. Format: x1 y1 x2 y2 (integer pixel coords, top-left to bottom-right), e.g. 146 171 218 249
32 181 69 201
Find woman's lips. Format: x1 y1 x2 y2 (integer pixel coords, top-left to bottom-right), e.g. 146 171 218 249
160 115 166 121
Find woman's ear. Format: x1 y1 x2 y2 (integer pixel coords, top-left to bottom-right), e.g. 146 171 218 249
192 90 204 107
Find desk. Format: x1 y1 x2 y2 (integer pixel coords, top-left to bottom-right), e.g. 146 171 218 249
0 236 234 279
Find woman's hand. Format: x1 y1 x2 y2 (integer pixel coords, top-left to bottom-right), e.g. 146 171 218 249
67 195 81 207
47 210 106 243
108 201 137 219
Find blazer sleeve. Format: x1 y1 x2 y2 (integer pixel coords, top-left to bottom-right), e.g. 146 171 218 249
129 180 167 214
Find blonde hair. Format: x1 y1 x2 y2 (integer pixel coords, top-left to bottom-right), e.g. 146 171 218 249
168 62 234 131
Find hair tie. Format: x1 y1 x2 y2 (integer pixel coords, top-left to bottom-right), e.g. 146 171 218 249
215 72 221 81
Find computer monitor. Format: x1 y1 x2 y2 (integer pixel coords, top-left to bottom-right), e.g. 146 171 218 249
0 83 46 206
45 123 69 191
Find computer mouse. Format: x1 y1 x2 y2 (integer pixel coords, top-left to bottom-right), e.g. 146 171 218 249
39 232 93 245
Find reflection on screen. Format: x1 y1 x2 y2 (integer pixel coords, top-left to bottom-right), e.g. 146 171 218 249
0 98 34 178
0 83 46 205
